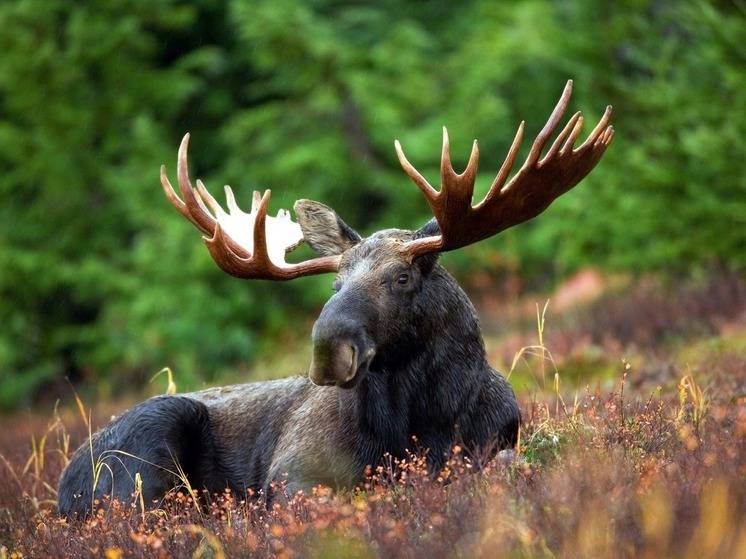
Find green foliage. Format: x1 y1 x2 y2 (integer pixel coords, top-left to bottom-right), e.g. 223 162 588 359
0 0 743 408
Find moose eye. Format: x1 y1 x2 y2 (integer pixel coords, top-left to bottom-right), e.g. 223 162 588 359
396 272 410 285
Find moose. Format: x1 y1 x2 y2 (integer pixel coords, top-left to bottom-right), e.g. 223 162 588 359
58 80 613 517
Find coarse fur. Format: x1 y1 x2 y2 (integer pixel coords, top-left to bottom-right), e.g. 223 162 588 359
58 211 520 518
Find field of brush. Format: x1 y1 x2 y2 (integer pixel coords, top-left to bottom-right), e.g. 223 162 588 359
1 272 745 558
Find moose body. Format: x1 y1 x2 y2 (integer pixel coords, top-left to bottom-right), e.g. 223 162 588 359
58 80 613 517
58 231 520 516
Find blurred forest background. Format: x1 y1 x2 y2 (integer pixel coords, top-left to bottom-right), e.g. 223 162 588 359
0 0 744 411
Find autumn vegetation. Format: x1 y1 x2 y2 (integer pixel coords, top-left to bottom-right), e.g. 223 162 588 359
2 273 744 558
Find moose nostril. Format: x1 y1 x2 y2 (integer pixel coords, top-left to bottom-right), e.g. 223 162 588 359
309 340 359 384
333 343 357 382
343 344 358 381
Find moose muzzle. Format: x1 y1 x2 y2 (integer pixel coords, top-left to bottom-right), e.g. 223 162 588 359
309 292 376 387
309 339 359 386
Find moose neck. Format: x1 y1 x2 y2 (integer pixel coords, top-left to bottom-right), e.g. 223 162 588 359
341 265 489 462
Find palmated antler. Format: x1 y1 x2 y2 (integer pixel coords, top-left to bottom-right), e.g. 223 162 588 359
160 134 340 280
395 80 614 259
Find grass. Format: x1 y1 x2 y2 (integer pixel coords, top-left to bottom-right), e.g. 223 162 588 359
0 274 745 558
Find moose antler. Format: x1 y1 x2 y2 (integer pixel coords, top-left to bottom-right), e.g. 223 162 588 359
395 80 614 259
160 134 341 280
162 81 612 280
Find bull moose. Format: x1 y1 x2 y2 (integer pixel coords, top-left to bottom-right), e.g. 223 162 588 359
58 80 613 517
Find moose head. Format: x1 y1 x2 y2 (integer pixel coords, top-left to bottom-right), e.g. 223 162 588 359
160 80 613 388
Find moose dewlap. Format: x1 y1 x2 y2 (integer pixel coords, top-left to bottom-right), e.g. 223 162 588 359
58 80 613 517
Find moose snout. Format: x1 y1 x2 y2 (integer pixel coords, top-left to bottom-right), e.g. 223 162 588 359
309 340 358 386
309 305 376 386
309 290 377 387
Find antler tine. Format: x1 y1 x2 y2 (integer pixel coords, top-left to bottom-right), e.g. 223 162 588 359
439 127 479 207
193 185 214 217
394 139 438 203
250 189 272 267
600 125 615 146
580 105 613 150
223 185 240 214
177 134 218 235
481 120 525 205
196 179 221 215
160 164 205 231
525 79 573 166
396 126 480 236
440 126 452 180
461 136 480 190
560 115 585 154
441 127 479 183
543 111 582 163
250 190 262 213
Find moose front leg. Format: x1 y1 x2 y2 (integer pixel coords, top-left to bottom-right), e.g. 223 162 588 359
266 402 362 498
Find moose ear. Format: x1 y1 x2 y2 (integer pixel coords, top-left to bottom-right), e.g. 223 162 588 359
293 199 362 256
414 218 440 239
